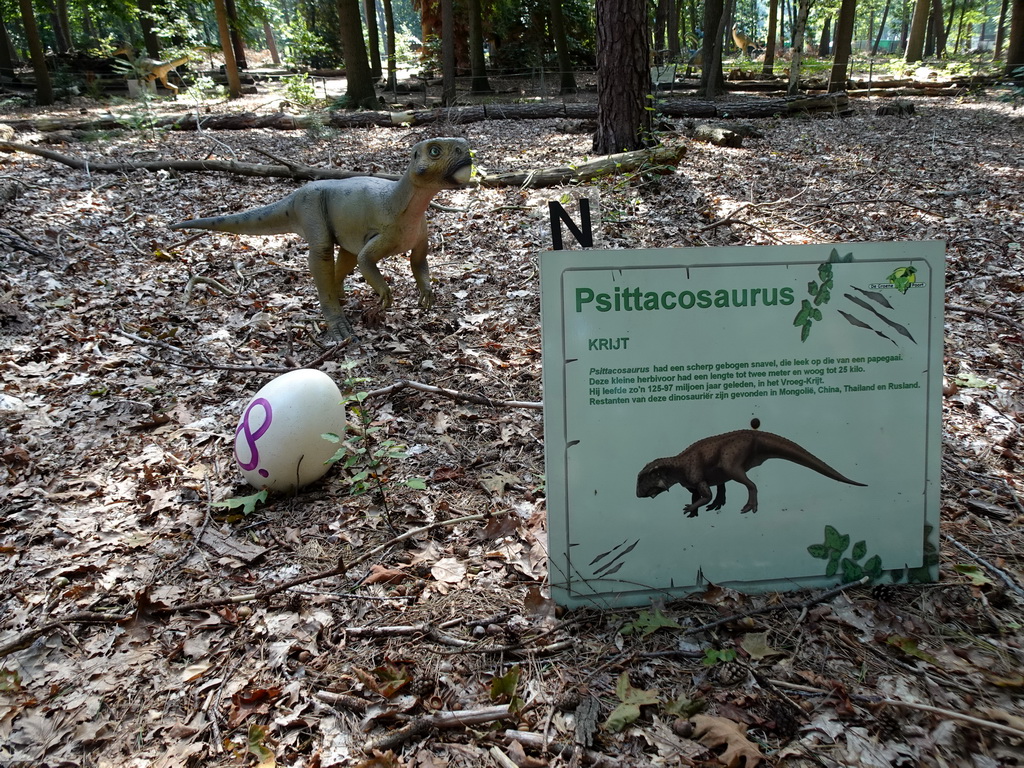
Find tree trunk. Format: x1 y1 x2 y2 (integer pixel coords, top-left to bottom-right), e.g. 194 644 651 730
213 0 242 98
994 0 1010 58
593 0 652 153
828 0 857 92
906 0 930 60
52 0 72 51
467 0 491 93
263 19 280 65
385 0 395 90
763 0 780 75
818 14 832 55
337 0 377 107
698 0 728 98
872 0 891 53
224 0 248 69
1006 0 1024 74
0 15 17 80
550 0 577 94
654 0 668 51
18 0 52 105
137 0 161 58
364 0 382 78
440 0 456 105
668 0 681 58
930 0 947 55
383 0 397 91
788 0 811 96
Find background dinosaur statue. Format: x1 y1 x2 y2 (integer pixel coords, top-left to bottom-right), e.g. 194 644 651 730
636 420 866 517
170 137 473 341
115 46 190 95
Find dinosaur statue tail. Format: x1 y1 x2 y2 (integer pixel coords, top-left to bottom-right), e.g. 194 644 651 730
757 432 867 487
170 197 297 237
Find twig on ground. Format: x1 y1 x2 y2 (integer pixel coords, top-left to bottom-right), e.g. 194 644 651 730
361 705 513 754
769 679 1024 740
365 378 542 410
945 303 1024 334
944 534 1024 597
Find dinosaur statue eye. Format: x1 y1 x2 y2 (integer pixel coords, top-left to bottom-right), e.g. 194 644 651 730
428 145 441 157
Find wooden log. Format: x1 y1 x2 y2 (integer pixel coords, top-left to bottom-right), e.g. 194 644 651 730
478 144 687 187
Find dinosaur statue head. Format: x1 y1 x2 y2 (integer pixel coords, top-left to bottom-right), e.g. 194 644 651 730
410 137 473 189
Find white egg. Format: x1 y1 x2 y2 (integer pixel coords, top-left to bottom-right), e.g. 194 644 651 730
233 369 347 492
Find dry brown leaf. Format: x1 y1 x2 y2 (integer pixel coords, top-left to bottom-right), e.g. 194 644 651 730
691 714 764 768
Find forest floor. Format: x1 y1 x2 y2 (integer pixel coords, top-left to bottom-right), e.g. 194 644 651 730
1 79 1023 768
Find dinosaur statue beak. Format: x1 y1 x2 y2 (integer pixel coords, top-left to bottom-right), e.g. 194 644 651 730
447 157 473 187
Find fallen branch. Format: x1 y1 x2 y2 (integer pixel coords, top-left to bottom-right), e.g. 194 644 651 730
769 679 1024 741
945 302 1024 334
0 139 683 190
365 378 542 410
362 705 514 754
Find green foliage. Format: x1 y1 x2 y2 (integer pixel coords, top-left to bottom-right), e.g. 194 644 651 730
211 490 269 516
701 648 738 666
282 72 318 106
807 524 884 582
281 12 338 68
489 665 525 713
620 608 682 637
322 364 426 508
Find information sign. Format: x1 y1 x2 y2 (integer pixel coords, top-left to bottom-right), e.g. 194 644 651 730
540 241 944 608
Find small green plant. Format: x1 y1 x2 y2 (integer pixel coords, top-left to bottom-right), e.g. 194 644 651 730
701 647 738 666
282 72 317 106
807 524 883 582
212 490 269 517
322 364 426 515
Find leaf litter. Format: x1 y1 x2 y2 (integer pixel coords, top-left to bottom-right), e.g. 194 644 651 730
0 87 1023 767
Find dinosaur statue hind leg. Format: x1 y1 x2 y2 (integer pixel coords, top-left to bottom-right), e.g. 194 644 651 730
308 243 357 341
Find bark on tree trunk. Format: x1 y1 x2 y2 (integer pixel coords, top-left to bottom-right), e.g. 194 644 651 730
467 0 491 93
137 0 161 58
383 0 397 92
213 0 242 98
1005 0 1024 74
18 0 53 105
763 0 780 75
440 0 456 105
994 0 1010 59
263 20 280 65
788 0 811 96
872 0 892 53
224 0 249 69
364 0 382 79
906 0 930 60
698 0 729 98
828 0 857 92
593 0 652 154
337 0 377 108
550 0 577 94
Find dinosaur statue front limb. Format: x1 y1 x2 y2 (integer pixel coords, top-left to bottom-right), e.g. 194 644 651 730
408 240 434 309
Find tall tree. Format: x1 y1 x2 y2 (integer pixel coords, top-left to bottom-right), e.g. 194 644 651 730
667 0 680 58
698 0 729 98
1006 0 1024 74
550 0 577 93
788 0 811 95
338 0 377 106
225 0 248 69
930 0 948 54
17 0 52 105
383 0 398 91
994 0 1010 58
593 0 652 154
137 0 160 58
213 0 242 97
364 0 382 78
440 0 455 104
873 0 892 53
467 0 491 93
762 0 780 74
0 15 17 80
906 0 930 60
828 0 856 91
